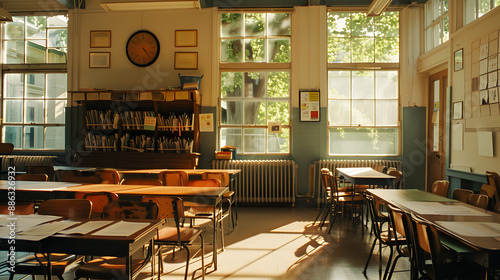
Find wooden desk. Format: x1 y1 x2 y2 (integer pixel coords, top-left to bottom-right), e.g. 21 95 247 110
117 168 241 176
367 189 500 277
337 167 396 188
0 180 82 200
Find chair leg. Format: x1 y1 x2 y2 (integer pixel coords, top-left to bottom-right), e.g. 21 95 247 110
183 244 191 280
363 237 377 274
382 246 393 280
385 254 402 280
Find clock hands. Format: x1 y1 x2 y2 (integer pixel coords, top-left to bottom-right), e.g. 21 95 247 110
142 47 152 59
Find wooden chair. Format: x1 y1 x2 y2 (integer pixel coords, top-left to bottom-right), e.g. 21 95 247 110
314 168 333 228
480 183 496 210
10 199 92 280
142 196 205 280
15 173 49 181
120 178 163 186
0 143 14 154
466 193 489 210
486 171 500 205
75 191 119 218
0 201 35 215
95 168 120 184
494 202 500 214
74 201 159 280
386 204 413 280
388 170 403 189
431 180 449 197
374 164 387 173
201 171 236 231
158 170 189 186
410 213 486 279
60 170 100 184
452 188 474 203
26 165 55 181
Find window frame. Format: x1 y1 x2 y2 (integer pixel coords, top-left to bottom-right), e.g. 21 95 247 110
464 0 500 25
218 11 292 155
424 0 450 52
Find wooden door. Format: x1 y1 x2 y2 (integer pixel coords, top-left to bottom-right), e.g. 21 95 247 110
427 70 447 190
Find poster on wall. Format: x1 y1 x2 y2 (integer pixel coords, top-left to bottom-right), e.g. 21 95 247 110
300 90 320 122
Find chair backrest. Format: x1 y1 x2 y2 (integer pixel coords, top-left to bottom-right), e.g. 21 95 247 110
38 199 92 218
120 178 163 186
385 167 396 174
365 195 384 240
75 191 119 217
485 171 500 203
103 200 158 219
201 171 230 187
60 170 100 184
15 174 49 181
187 179 221 188
388 170 403 189
479 183 496 199
26 165 55 181
452 188 474 203
387 204 413 256
374 164 386 173
142 196 185 219
0 201 35 215
158 170 189 186
494 202 500 214
0 143 14 154
431 180 449 197
466 193 489 209
95 169 120 184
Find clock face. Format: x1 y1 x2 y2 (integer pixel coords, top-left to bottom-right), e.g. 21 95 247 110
126 30 160 67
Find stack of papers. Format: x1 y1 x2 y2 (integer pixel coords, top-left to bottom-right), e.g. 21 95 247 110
436 221 500 237
92 221 151 237
403 202 491 216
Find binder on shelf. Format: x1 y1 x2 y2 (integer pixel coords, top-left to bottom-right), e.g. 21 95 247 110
152 91 164 101
87 92 99 101
111 92 125 101
164 91 175 102
100 92 112 100
139 92 153 100
175 91 190 100
126 92 139 101
73 92 86 101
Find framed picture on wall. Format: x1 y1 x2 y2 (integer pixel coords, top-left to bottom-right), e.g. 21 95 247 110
174 52 198 69
454 49 463 72
89 52 110 68
453 101 463 120
90 30 111 48
175 30 197 47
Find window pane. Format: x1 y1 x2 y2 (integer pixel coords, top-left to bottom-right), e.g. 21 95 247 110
2 126 22 148
47 73 67 98
328 100 350 125
46 100 66 124
478 0 490 17
425 29 432 52
443 17 449 43
26 40 47 63
352 71 374 99
245 13 265 36
221 13 242 37
47 15 68 27
464 0 476 25
327 13 350 37
4 100 23 123
375 37 399 63
352 100 374 125
4 74 24 97
328 37 350 63
243 128 265 153
351 38 374 63
375 13 399 37
351 14 374 37
48 48 67 63
268 101 289 125
268 38 290 63
220 127 242 149
26 74 45 98
221 100 242 125
221 39 243 63
25 100 44 123
267 72 289 98
243 101 265 125
244 72 266 98
329 127 398 155
3 40 25 63
328 71 350 99
268 128 289 153
376 100 398 126
432 24 441 47
45 127 65 149
48 29 67 48
245 38 265 62
4 17 24 39
221 72 243 98
26 16 46 39
268 13 291 36
24 126 43 149
376 71 398 99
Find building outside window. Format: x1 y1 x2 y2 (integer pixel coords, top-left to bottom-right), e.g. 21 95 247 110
2 15 67 150
327 11 400 156
424 0 449 52
219 12 291 154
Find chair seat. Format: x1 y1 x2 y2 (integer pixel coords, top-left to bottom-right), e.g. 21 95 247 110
75 256 146 279
14 253 83 276
338 195 365 202
156 226 203 243
223 190 234 198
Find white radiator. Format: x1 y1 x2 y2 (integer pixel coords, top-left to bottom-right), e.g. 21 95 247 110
212 160 298 205
1 156 57 172
311 159 403 205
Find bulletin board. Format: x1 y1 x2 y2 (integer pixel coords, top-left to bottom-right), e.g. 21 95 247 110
300 90 320 122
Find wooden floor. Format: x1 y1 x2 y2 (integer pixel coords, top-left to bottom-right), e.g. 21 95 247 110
2 206 411 280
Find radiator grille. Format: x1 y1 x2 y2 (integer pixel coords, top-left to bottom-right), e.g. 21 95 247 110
1 156 57 172
311 159 403 205
212 160 297 205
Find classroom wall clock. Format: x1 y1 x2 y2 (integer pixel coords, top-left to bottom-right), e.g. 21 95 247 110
126 30 160 67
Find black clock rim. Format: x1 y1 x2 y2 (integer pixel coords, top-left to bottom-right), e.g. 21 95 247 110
126 30 160 67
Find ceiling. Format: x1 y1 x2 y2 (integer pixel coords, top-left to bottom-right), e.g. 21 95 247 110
0 0 428 13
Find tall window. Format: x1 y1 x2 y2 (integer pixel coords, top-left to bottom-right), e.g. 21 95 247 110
2 15 68 150
327 12 399 156
464 0 500 25
219 12 291 154
424 0 449 52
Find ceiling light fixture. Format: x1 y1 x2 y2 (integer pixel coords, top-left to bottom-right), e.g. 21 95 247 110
0 6 13 22
101 1 200 12
366 0 393 16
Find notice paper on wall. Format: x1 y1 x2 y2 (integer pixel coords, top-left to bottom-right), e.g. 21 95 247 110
199 113 214 132
452 122 463 150
478 131 494 157
299 90 320 122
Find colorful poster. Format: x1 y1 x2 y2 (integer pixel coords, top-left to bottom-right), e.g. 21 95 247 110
300 90 320 122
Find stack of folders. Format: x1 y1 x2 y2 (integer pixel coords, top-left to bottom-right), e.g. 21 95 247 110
157 137 193 153
84 132 117 151
157 113 193 131
182 82 198 90
120 133 155 152
85 110 118 129
120 111 155 130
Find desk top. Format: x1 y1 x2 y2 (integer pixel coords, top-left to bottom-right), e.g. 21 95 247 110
337 167 395 179
54 184 147 193
367 189 500 251
0 180 82 191
117 168 241 175
114 186 228 198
